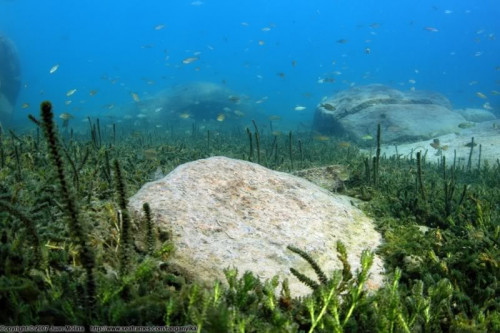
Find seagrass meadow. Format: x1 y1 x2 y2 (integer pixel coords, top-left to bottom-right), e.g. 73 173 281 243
0 102 499 332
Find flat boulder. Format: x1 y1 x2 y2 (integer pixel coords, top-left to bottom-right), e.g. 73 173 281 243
313 84 466 144
129 157 384 296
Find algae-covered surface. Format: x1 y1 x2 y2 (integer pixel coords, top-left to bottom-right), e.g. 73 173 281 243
1 107 498 331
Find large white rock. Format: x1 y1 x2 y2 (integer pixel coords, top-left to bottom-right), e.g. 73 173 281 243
129 156 384 297
313 84 466 143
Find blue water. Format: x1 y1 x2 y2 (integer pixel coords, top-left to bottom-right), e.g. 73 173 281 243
2 0 499 129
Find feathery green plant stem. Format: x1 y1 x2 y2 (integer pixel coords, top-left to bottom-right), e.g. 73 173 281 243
113 159 132 276
40 101 96 323
143 202 155 255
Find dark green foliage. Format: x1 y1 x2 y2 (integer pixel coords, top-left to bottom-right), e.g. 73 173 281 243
113 159 132 277
246 127 253 161
287 245 328 287
0 199 41 268
143 202 155 255
39 101 97 323
0 116 498 330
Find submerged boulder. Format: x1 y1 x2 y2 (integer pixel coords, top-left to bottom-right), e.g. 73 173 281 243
129 156 384 296
124 81 251 124
454 108 496 123
0 33 21 127
313 84 466 144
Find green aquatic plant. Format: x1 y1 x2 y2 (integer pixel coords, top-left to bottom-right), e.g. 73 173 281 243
246 127 253 161
288 242 374 332
374 123 381 187
0 199 41 268
113 159 132 277
40 101 97 323
0 118 498 330
142 202 155 255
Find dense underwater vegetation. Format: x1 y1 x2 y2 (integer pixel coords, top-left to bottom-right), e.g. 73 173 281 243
1 0 500 331
0 103 498 332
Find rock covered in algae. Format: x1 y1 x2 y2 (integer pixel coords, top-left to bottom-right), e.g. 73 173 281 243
313 84 466 143
129 156 384 296
292 164 349 192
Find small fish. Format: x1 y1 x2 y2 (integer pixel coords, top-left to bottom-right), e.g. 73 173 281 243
441 145 449 151
65 100 72 105
89 89 98 96
361 134 373 141
291 60 297 67
21 103 30 109
66 89 77 97
294 105 306 111
458 122 476 129
364 47 371 54
430 138 441 149
143 149 158 160
233 110 245 117
476 92 487 99
179 112 191 119
258 40 265 46
320 103 336 111
483 102 492 110
131 92 140 102
443 10 453 14
313 135 330 141
424 27 439 32
228 95 240 103
154 107 163 113
469 80 479 85
49 64 59 74
337 39 348 44
337 141 351 148
261 27 271 32
216 113 225 122
490 90 500 95
154 24 165 30
464 141 477 148
271 131 282 136
408 79 416 84
182 57 199 64
268 115 281 121
59 112 74 120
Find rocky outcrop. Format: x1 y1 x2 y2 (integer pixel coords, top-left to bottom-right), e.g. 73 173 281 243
454 108 496 123
123 81 251 124
0 33 21 127
129 157 384 296
313 84 466 144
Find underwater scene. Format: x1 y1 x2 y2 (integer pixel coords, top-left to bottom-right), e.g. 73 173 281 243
1 0 499 331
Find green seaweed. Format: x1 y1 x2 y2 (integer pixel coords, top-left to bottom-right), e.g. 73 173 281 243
0 106 498 331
